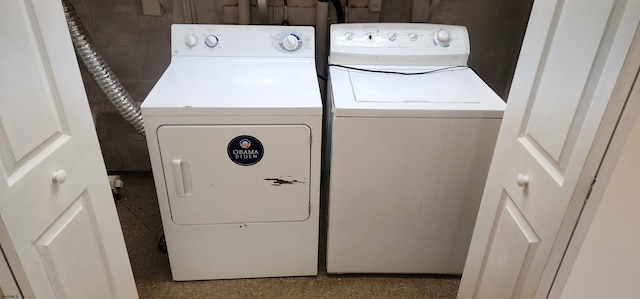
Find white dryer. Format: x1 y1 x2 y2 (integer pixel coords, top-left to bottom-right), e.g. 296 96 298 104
326 23 506 274
142 25 322 280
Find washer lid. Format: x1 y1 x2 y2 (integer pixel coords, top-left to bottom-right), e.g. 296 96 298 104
330 65 506 118
349 68 478 103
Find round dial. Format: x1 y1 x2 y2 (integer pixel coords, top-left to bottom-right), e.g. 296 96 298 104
204 35 219 48
279 33 302 52
344 32 354 40
387 32 397 41
185 34 198 47
434 29 451 47
408 33 419 41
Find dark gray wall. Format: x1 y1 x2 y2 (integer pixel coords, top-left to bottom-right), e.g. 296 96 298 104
69 0 532 172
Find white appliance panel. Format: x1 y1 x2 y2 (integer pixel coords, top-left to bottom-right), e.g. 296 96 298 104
330 23 469 66
144 115 322 281
158 125 311 225
142 58 321 114
171 24 314 58
327 117 501 273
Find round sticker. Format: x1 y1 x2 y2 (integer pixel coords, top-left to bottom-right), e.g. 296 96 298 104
227 135 264 166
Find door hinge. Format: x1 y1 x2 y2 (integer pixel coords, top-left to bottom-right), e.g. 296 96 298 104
585 177 597 202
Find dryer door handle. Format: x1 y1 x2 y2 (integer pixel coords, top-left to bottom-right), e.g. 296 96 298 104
171 159 193 197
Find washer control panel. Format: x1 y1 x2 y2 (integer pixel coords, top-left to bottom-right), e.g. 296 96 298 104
330 23 470 66
172 24 314 58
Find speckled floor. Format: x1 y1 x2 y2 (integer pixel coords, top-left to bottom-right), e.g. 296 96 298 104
114 173 461 298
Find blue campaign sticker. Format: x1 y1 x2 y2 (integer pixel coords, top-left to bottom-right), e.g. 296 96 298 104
227 135 264 166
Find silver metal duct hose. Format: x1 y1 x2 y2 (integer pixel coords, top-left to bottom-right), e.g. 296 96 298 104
61 0 145 136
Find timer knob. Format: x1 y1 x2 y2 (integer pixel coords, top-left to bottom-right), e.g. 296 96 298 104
185 34 198 47
281 34 302 52
434 29 451 47
204 35 219 48
283 35 299 50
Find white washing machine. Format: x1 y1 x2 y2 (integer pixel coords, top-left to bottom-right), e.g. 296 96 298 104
326 23 506 274
142 24 322 280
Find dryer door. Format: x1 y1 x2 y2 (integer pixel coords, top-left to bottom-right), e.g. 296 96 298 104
157 125 311 225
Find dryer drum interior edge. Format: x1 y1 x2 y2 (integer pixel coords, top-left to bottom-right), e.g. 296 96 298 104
325 23 507 274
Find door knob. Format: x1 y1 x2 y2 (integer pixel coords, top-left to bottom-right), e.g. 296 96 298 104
52 169 67 184
517 173 529 187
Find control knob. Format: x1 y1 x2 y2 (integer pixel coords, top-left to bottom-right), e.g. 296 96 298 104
185 34 198 47
283 35 299 51
344 32 354 40
408 33 419 41
434 29 451 47
387 32 397 41
280 33 302 52
204 35 219 48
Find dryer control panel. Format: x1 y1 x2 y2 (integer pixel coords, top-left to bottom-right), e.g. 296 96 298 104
330 23 469 66
172 24 314 58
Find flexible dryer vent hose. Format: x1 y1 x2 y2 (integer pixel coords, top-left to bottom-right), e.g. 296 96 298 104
61 0 145 136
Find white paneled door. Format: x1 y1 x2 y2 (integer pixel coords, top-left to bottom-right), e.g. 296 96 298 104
458 1 640 298
0 0 137 298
